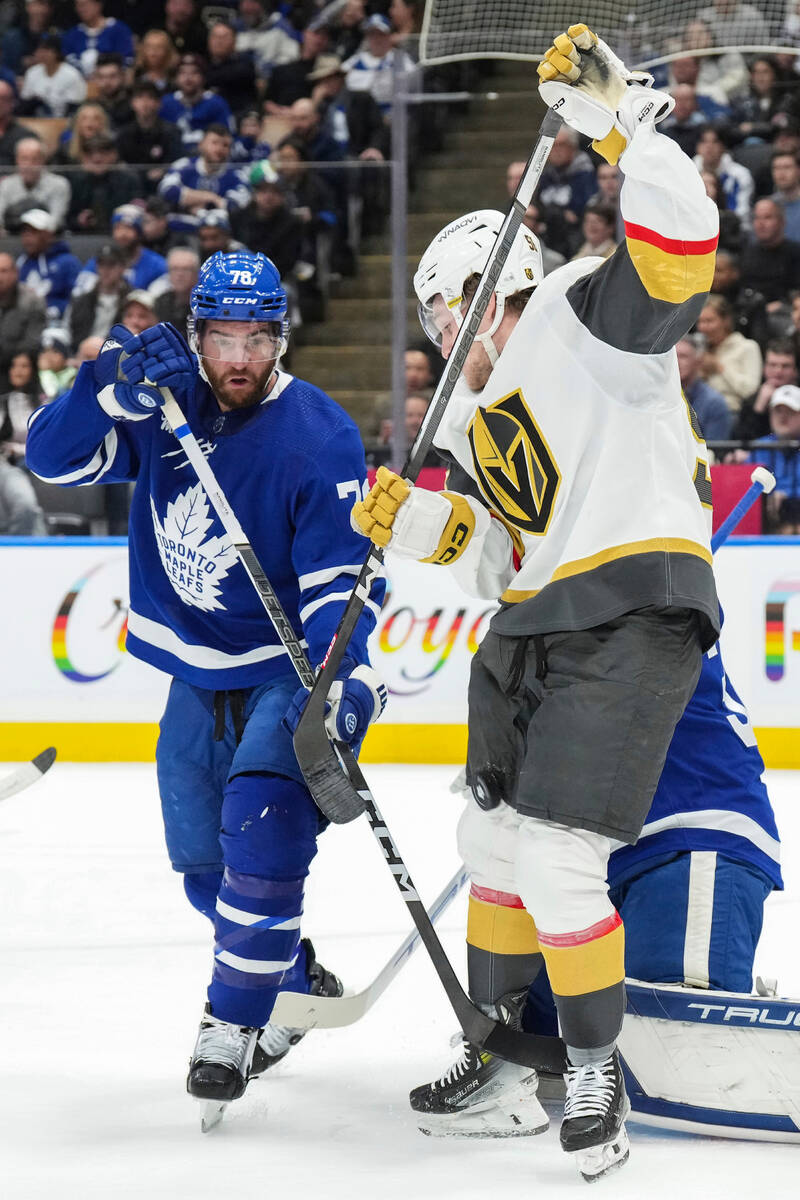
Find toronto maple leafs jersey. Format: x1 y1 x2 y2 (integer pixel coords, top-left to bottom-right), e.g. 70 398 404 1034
26 367 384 690
434 121 721 651
609 640 782 891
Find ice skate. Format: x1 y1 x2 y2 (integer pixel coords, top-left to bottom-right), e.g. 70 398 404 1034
560 1050 630 1182
250 938 343 1076
187 1004 260 1131
409 1033 548 1138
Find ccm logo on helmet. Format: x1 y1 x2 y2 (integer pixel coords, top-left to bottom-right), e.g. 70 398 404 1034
222 296 259 304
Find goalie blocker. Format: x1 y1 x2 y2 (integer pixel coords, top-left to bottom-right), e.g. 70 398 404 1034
620 980 800 1142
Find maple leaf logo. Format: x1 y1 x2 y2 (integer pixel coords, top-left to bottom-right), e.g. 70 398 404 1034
151 483 238 611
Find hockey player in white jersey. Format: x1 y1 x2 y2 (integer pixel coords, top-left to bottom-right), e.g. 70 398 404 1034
352 25 720 1181
25 250 386 1124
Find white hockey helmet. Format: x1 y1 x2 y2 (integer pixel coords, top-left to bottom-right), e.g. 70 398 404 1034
413 209 543 362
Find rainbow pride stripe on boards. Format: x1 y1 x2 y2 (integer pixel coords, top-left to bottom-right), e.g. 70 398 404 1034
52 568 127 683
765 579 800 681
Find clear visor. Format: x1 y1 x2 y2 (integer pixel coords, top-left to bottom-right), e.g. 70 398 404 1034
418 294 463 348
199 325 283 363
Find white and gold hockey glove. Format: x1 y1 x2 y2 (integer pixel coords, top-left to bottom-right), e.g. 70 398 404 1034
351 466 477 565
537 24 674 164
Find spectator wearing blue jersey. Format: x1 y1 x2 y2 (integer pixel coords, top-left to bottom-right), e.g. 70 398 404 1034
748 384 800 531
234 0 300 81
62 0 134 78
76 205 168 296
159 54 235 155
694 124 755 229
16 209 82 320
0 0 55 77
195 208 244 260
159 125 251 216
342 13 414 115
676 334 733 442
537 125 597 243
25 249 386 1111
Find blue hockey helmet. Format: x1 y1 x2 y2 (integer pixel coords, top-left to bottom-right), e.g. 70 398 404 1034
189 250 290 370
190 250 288 325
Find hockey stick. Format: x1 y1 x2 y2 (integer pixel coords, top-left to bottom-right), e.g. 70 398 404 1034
294 107 564 823
0 747 56 802
271 864 470 1029
159 388 566 1073
711 466 776 553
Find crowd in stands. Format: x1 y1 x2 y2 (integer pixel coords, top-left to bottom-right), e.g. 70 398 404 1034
0 0 438 533
0 1 798 536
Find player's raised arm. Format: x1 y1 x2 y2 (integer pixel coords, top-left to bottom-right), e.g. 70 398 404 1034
538 25 719 353
25 325 149 488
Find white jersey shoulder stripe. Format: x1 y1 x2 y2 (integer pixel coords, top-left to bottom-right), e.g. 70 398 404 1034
31 428 119 485
299 590 381 624
638 808 780 864
297 563 361 591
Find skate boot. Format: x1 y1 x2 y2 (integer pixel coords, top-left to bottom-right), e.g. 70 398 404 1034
409 1035 548 1138
187 1004 261 1130
560 1049 630 1182
410 988 548 1139
250 937 343 1076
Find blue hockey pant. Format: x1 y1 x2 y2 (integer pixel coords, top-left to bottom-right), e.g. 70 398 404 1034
156 674 328 1028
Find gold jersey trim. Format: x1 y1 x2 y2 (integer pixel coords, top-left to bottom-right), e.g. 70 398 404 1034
501 537 713 603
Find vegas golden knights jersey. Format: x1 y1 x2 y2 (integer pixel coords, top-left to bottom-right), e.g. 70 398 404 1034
433 121 720 650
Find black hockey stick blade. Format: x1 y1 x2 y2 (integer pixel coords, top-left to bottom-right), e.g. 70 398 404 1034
0 746 57 802
303 738 367 824
460 1003 567 1075
33 746 57 774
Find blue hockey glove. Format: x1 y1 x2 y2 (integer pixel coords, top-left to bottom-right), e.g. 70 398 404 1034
284 660 387 746
119 321 198 394
93 324 164 421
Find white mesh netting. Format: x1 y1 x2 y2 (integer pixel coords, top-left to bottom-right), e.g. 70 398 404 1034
419 0 800 68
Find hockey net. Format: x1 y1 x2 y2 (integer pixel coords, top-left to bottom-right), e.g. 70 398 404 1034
419 0 800 69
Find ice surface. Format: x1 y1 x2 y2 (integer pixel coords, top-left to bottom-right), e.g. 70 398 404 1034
0 762 798 1199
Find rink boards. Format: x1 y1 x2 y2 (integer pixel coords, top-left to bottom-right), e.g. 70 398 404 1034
1 536 799 766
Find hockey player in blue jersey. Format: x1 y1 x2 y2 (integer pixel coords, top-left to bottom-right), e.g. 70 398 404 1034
25 250 387 1113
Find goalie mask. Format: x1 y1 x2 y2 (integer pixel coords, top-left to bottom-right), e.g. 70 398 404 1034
413 210 543 364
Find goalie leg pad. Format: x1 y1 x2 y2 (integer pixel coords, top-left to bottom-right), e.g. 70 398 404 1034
620 981 800 1141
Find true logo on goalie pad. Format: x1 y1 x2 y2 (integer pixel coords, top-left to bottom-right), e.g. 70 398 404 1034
467 389 561 535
